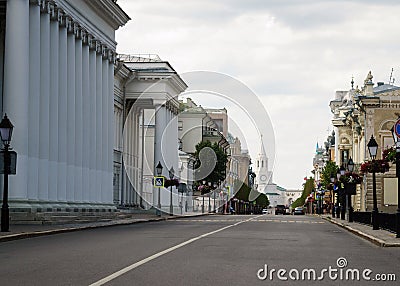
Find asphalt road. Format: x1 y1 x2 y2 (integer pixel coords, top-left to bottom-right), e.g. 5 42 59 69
0 214 399 286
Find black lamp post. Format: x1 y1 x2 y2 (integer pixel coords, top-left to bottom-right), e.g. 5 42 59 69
169 166 174 216
0 114 14 232
338 165 346 220
213 182 217 213
330 175 335 217
156 161 163 216
391 124 400 238
347 157 355 222
208 182 212 213
367 135 379 230
202 180 206 213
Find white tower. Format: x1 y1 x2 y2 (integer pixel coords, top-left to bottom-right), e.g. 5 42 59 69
254 135 272 193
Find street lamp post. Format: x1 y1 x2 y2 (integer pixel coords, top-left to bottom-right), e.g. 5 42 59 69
156 161 163 216
339 165 346 220
213 182 217 213
0 114 14 232
347 157 355 222
169 166 174 216
202 180 206 213
367 135 379 230
330 176 335 217
391 124 400 238
208 182 212 213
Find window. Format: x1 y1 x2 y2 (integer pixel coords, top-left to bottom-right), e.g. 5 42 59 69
341 150 348 167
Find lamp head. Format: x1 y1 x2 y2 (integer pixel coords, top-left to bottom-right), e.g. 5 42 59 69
0 114 14 146
347 157 354 172
156 161 163 176
169 166 175 179
367 135 378 159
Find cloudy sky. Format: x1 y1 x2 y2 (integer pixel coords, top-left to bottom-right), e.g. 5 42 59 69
116 0 400 189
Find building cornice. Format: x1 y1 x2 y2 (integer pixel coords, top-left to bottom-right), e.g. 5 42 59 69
84 0 130 30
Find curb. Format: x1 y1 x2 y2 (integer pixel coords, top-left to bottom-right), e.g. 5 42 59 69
322 216 400 247
0 212 212 243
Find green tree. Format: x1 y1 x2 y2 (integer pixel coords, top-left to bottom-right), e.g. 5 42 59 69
194 140 228 184
291 177 315 208
321 161 338 189
234 181 269 207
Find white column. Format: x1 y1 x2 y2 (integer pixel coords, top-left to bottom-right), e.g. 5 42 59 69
66 22 76 202
89 47 97 203
108 60 114 204
28 2 40 202
38 7 50 202
154 105 167 176
57 18 68 203
4 0 29 200
75 33 83 203
102 58 109 204
49 11 59 203
95 51 103 203
82 42 90 203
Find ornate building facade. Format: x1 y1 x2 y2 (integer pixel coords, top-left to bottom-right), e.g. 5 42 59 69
330 72 399 213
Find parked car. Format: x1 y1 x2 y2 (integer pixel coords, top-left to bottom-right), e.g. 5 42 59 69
275 205 286 215
262 208 268 214
293 206 305 215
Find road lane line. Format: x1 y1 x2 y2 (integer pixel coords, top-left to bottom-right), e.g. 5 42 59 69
89 216 260 286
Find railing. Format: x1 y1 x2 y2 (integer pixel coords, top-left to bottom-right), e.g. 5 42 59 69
353 211 396 233
117 54 162 63
353 211 371 225
377 213 396 233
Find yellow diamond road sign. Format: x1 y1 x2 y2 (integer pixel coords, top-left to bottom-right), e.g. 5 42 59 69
154 176 164 188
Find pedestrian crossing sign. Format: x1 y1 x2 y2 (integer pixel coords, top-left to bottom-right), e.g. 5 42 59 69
154 176 164 187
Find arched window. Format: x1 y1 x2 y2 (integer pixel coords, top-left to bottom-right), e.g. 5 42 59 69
262 161 264 167
257 161 259 168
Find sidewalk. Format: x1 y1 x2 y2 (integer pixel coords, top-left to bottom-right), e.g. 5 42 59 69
0 212 209 243
322 215 400 247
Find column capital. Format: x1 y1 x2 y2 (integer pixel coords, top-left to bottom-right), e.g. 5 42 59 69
88 35 96 50
40 0 50 14
81 29 89 45
74 23 82 39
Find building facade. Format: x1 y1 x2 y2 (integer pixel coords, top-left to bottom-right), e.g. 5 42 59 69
329 72 399 213
114 55 187 214
0 0 129 215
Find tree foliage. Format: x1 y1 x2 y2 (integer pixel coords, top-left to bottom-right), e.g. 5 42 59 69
321 161 338 189
234 181 269 207
291 177 314 209
194 140 228 184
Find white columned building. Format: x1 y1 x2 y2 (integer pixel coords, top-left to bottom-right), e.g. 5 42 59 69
0 0 130 217
113 56 188 214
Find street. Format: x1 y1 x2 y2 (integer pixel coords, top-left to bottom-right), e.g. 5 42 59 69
0 215 399 286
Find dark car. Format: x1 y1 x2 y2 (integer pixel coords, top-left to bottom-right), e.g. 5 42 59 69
275 205 286 215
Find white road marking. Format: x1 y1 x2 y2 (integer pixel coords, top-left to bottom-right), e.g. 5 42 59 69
88 216 260 286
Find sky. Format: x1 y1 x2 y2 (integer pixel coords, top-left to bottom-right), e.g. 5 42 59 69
115 0 400 190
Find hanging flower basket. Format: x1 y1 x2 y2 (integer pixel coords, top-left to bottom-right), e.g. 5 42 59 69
339 171 362 184
360 160 389 174
382 147 396 164
164 178 179 188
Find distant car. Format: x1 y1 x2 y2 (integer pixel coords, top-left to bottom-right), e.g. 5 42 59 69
293 207 305 215
275 205 286 215
262 208 268 214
